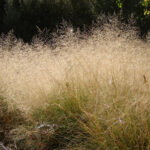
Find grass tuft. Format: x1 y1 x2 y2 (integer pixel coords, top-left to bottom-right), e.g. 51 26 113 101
0 21 150 149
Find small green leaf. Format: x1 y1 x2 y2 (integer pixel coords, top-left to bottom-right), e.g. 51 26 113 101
116 0 122 8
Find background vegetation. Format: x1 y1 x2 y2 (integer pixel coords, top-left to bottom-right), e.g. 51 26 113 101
0 0 150 41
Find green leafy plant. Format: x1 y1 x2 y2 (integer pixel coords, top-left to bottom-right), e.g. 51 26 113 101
116 0 122 8
142 0 150 15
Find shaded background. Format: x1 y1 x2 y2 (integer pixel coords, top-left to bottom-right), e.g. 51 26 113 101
0 0 150 42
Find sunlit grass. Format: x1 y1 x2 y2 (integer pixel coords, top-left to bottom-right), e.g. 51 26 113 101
0 22 150 149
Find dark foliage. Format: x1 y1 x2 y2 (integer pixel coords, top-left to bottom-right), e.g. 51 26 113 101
0 0 150 42
121 0 150 37
0 0 6 33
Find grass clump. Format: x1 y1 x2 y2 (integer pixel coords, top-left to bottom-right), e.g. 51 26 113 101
0 21 150 149
31 75 150 150
0 92 29 149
